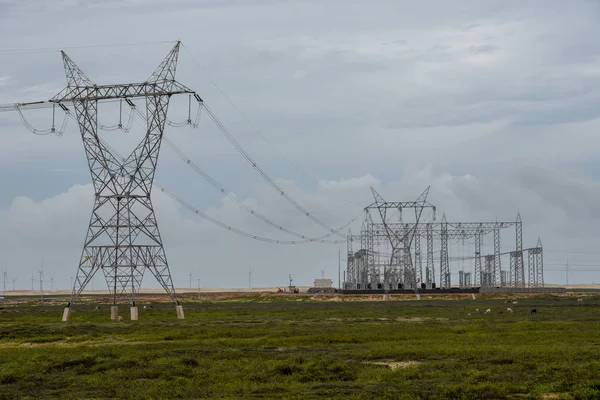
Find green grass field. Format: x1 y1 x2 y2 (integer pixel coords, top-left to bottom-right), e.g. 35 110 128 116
0 293 599 399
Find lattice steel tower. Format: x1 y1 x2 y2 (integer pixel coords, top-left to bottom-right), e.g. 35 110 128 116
55 42 196 321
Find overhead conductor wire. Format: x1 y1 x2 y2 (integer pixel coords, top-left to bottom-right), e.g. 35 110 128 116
181 44 363 203
97 136 354 244
126 105 358 243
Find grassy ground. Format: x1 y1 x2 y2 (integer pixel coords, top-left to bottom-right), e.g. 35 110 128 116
0 293 599 399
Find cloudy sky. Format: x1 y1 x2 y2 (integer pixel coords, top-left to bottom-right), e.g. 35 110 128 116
1 0 600 291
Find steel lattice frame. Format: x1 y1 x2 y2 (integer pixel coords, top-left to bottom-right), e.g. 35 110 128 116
414 235 422 284
484 255 494 286
426 224 434 288
535 238 544 287
514 213 525 287
493 228 501 287
528 238 544 287
346 229 356 288
474 230 482 286
49 42 196 308
440 215 450 288
509 252 517 287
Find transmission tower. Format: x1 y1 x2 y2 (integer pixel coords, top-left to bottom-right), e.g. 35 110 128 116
369 186 435 290
40 41 198 321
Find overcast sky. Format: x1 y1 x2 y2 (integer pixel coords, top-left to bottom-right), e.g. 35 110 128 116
1 0 600 291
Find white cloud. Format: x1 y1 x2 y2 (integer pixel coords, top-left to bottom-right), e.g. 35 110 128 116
1 165 599 291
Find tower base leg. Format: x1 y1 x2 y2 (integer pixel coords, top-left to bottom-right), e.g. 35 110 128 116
130 306 139 321
62 307 71 322
111 306 119 320
176 305 185 319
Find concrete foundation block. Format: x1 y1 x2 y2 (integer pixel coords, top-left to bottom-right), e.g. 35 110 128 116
130 306 138 321
62 307 71 322
176 305 185 319
110 306 119 321
471 293 476 300
416 294 422 300
383 294 389 301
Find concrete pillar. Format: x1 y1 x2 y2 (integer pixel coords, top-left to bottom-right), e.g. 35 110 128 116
416 294 421 300
110 306 118 320
176 305 185 319
383 294 389 301
62 307 71 322
130 306 138 321
471 293 476 300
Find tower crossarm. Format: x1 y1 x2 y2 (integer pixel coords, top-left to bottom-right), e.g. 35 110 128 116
367 221 516 239
364 201 436 210
49 81 196 103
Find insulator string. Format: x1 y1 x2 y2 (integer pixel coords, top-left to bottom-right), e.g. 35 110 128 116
15 104 69 136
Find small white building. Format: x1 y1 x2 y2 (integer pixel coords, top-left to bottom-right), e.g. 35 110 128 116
314 279 333 288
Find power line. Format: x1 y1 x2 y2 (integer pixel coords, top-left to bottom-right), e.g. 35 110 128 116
127 102 355 242
158 184 352 244
0 40 177 56
180 43 363 208
202 103 347 238
163 136 348 242
95 135 358 245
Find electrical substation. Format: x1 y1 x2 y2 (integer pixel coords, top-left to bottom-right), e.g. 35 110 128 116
343 187 546 294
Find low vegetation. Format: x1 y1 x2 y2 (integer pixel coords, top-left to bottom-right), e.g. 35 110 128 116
0 293 599 399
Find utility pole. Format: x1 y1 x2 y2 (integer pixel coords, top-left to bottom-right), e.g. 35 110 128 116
70 276 73 290
12 277 16 291
31 273 34 291
50 274 55 292
288 274 293 292
248 268 254 291
2 270 6 296
39 261 44 302
565 255 570 287
338 249 341 289
189 272 192 289
197 278 200 294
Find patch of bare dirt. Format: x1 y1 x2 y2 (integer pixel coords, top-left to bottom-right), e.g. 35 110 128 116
17 340 95 348
393 317 428 322
541 393 562 399
366 360 421 370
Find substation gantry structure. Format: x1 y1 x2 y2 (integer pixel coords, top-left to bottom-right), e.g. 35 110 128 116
3 42 202 321
344 187 544 291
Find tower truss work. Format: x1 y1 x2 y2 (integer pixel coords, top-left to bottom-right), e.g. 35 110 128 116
47 42 199 320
